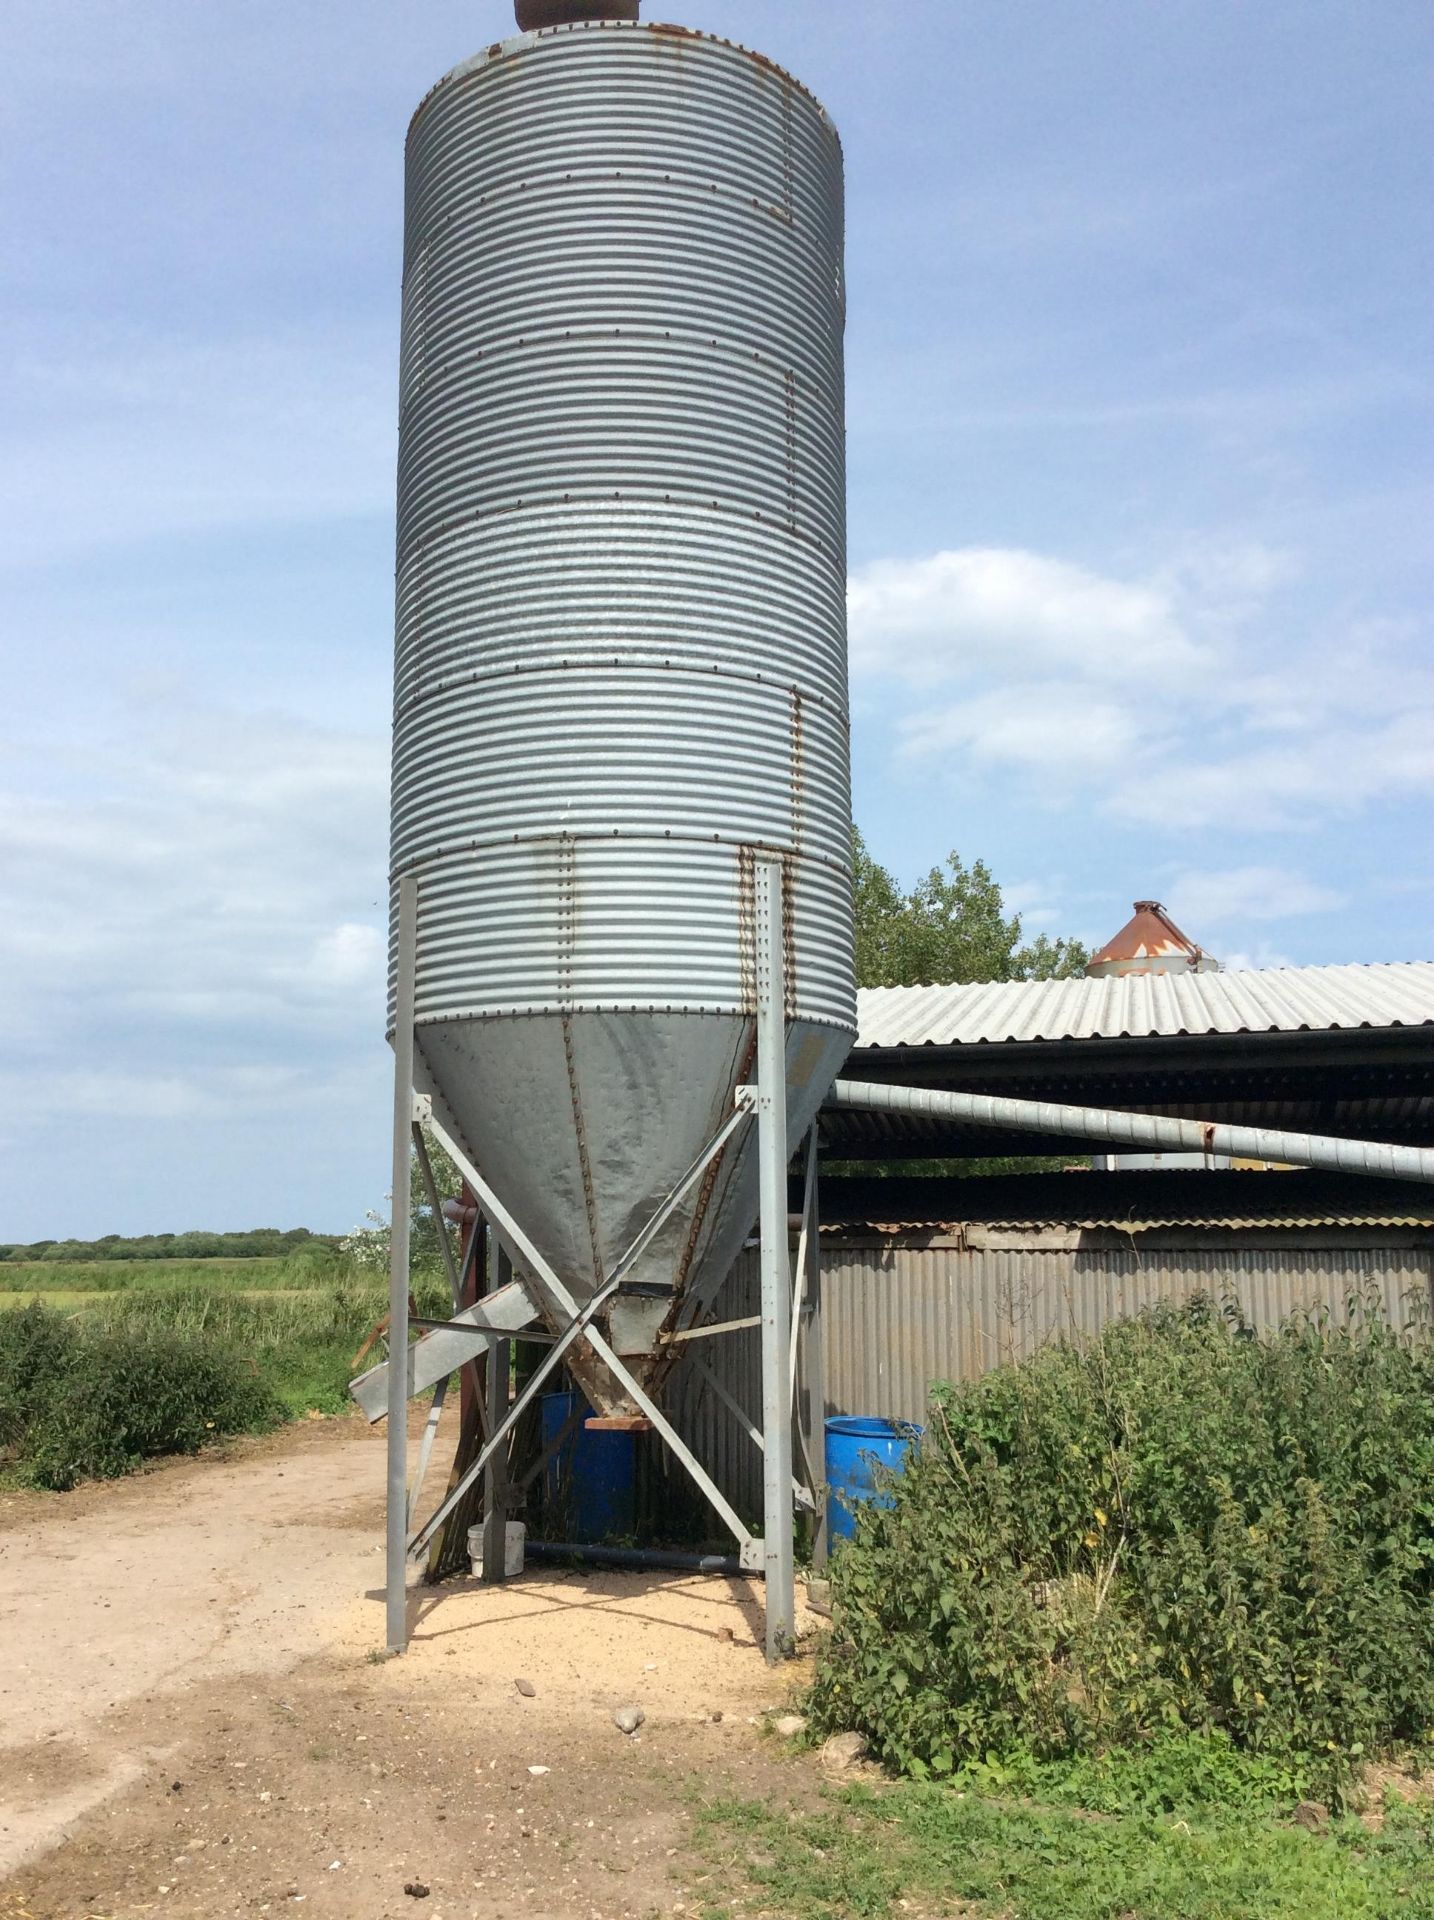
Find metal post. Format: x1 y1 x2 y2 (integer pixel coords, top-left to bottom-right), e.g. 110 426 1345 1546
795 1127 828 1569
386 874 418 1653
459 1206 483 1436
481 1241 511 1583
754 855 795 1660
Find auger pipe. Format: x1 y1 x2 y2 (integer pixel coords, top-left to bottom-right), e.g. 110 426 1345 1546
822 1080 1434 1186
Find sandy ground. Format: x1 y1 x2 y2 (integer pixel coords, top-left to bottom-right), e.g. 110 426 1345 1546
0 1414 821 1920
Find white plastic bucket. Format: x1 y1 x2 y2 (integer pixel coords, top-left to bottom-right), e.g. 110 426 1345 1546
468 1521 526 1579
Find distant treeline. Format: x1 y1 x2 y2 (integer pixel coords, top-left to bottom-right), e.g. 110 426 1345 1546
0 1228 340 1265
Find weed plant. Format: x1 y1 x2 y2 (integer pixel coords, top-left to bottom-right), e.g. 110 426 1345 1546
808 1294 1434 1803
87 1271 451 1415
0 1270 454 1484
0 1301 281 1489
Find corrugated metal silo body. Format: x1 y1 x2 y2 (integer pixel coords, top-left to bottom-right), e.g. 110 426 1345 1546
392 22 856 1413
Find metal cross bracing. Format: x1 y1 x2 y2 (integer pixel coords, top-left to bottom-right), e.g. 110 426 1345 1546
365 859 814 1662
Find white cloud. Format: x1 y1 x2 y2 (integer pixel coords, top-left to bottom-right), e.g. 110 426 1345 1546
899 681 1147 784
848 547 1210 688
1219 946 1299 974
1166 866 1345 928
16 1073 205 1122
853 541 1434 836
1115 711 1434 831
0 702 390 1123
297 922 387 991
1155 539 1295 606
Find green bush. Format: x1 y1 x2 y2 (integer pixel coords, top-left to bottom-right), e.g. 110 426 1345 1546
0 1297 77 1448
85 1270 451 1417
0 1301 282 1490
808 1295 1434 1802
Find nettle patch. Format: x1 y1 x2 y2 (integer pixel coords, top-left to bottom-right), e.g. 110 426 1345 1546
809 1294 1434 1804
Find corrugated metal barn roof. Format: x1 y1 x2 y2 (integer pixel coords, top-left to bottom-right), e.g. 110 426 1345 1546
855 960 1434 1050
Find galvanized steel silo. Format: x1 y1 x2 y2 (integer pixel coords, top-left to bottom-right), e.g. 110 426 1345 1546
392 17 855 1411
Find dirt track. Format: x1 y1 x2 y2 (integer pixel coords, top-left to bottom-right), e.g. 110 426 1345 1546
0 1415 817 1919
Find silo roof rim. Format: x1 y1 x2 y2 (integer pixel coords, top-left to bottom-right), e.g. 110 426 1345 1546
409 20 841 147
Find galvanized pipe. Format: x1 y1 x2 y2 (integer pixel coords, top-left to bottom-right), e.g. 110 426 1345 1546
386 875 419 1653
755 857 796 1660
826 1080 1434 1185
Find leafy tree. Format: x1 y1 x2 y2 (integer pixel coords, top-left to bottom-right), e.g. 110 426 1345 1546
4 1227 335 1264
845 831 1089 1176
853 828 1088 988
341 1128 465 1280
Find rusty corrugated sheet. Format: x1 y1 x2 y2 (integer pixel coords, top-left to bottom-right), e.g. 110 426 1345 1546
820 1214 1434 1232
854 961 1434 1051
670 1233 1434 1523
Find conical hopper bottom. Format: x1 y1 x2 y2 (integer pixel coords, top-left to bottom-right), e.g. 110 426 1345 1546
416 1010 850 1415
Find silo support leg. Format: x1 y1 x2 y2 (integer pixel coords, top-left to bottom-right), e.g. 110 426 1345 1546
386 875 419 1654
754 856 796 1663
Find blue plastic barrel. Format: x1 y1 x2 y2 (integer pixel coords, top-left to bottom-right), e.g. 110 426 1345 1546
541 1391 637 1543
825 1416 921 1543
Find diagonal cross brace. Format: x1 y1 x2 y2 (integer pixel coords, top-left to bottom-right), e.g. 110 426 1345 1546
687 1354 815 1512
353 1101 752 1425
424 1112 757 1555
408 1271 624 1559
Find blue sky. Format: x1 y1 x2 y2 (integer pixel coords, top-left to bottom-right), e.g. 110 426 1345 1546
2 1 1431 1240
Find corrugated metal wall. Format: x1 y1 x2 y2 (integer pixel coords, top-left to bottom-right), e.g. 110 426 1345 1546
669 1228 1434 1526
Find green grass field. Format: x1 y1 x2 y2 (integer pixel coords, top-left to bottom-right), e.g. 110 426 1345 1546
0 1286 312 1313
0 1290 114 1312
0 1253 333 1293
